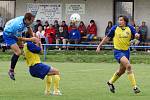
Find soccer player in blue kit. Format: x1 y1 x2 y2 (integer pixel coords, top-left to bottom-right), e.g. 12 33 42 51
3 12 39 80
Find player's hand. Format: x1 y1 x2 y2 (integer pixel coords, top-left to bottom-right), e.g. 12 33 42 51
96 46 101 53
31 37 40 43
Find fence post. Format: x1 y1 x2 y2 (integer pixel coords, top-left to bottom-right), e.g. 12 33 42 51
44 44 47 61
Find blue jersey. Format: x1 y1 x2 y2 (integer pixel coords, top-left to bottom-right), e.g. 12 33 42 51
4 16 28 36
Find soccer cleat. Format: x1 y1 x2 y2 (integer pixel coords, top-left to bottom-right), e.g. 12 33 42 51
8 70 15 81
133 87 141 94
52 90 62 96
107 82 115 93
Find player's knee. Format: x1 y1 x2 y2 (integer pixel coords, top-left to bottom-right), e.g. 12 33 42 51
126 64 132 71
15 50 22 56
52 68 60 75
55 69 60 75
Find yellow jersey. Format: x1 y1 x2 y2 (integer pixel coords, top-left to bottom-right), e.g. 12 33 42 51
107 25 136 50
23 42 41 67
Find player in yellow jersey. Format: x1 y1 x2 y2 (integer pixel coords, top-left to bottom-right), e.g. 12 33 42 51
23 41 62 96
96 15 140 94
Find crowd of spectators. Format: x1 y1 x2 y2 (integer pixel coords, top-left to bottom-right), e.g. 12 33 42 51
32 19 97 50
0 18 149 51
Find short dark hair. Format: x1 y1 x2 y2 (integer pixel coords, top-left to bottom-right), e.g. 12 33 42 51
118 15 129 24
24 13 35 21
90 20 95 23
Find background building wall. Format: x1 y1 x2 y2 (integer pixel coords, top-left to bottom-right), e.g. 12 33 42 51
16 0 113 37
15 0 150 38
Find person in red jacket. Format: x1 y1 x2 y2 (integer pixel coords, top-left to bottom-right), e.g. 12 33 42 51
86 20 97 41
44 24 56 44
78 21 87 37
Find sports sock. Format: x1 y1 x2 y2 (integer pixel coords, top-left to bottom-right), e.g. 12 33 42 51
10 54 19 70
54 75 60 92
109 73 120 84
127 73 137 88
45 75 52 93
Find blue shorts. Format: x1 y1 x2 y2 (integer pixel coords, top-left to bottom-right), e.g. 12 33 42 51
29 63 51 80
114 49 130 63
3 32 18 46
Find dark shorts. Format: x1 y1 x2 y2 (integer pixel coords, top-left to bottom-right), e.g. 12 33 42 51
114 49 130 63
3 32 18 46
29 63 51 80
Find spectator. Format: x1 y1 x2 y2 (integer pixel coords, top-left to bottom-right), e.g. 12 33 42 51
55 21 69 49
44 21 49 30
53 20 60 38
86 20 97 41
139 21 148 42
68 22 77 33
44 24 56 44
130 26 141 51
35 25 46 44
131 19 136 28
78 21 87 37
68 24 81 44
105 21 113 36
34 20 42 32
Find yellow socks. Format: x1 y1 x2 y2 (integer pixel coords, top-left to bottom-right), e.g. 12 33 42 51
109 73 120 84
54 75 60 92
45 75 52 94
127 73 137 88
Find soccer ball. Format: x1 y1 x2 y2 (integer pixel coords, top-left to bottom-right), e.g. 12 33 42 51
70 13 81 23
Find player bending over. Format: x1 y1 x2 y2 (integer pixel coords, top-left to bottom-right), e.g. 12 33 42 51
23 41 62 96
96 15 140 94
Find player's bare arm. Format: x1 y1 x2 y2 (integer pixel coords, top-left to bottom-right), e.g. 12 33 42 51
96 36 110 52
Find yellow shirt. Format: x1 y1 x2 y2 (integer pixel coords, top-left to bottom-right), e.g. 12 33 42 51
108 25 136 50
23 42 41 67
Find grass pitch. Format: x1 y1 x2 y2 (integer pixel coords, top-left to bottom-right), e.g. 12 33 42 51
0 61 149 100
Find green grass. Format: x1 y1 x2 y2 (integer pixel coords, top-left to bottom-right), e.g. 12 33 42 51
0 50 150 64
0 61 149 100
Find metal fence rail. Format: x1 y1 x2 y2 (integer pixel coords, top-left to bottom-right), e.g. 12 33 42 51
42 44 150 61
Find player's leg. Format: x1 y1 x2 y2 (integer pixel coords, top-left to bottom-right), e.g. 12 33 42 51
120 56 140 94
9 43 21 80
89 34 94 41
55 38 60 49
62 39 67 49
109 64 126 84
107 64 126 93
45 75 52 95
47 67 61 96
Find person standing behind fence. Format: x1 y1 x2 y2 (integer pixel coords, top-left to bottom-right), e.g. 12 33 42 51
105 21 113 36
53 20 60 40
86 20 97 41
139 21 148 42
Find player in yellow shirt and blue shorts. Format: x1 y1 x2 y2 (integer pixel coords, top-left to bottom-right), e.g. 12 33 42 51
96 15 140 94
23 41 62 96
